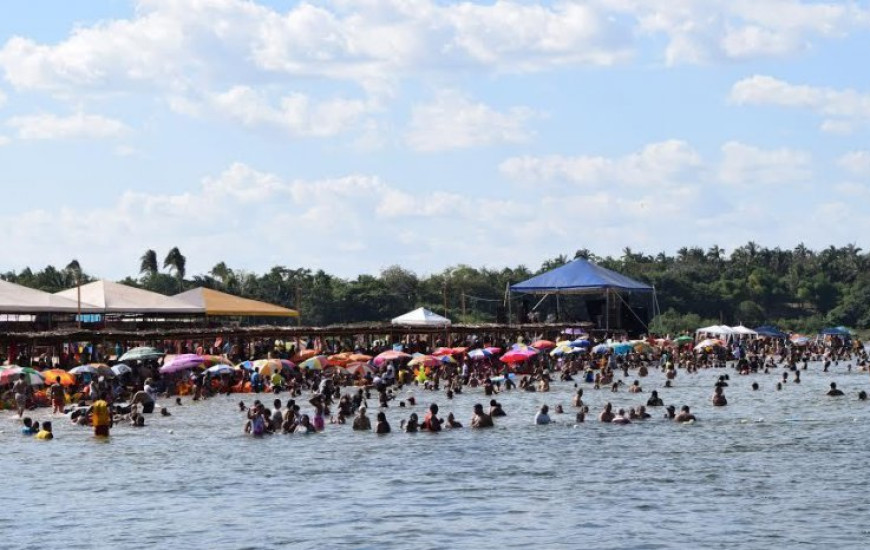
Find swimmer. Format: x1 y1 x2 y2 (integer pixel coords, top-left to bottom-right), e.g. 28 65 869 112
859 391 868 401
646 390 664 407
404 413 420 433
752 382 759 391
598 403 615 423
375 412 391 434
489 400 506 417
35 421 53 440
612 409 631 425
674 405 696 423
826 382 844 397
712 386 727 407
534 405 551 425
422 403 442 432
629 380 642 393
176 397 183 406
352 407 371 431
470 404 494 428
446 413 462 428
21 417 38 435
160 407 171 417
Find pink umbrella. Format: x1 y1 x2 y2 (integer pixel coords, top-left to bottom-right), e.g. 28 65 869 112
373 350 411 366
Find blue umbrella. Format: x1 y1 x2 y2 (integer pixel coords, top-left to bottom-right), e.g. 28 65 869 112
611 343 633 355
571 339 591 348
592 344 609 354
468 349 492 360
206 364 235 375
111 363 133 376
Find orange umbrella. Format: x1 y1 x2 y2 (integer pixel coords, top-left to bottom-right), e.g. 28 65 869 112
451 347 468 355
42 369 76 386
348 353 372 362
328 353 351 366
432 347 454 356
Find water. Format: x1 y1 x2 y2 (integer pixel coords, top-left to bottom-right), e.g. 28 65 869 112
5 363 870 549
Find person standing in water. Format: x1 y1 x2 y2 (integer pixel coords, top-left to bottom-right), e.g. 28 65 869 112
91 398 112 437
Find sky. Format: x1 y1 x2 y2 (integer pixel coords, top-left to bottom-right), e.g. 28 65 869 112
1 0 869 281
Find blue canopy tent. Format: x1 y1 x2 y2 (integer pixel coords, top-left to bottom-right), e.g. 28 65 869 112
510 259 657 332
820 326 852 336
754 325 788 338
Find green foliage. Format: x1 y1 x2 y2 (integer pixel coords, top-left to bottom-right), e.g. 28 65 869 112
2 242 870 330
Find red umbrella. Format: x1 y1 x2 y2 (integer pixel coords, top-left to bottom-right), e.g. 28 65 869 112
531 340 556 350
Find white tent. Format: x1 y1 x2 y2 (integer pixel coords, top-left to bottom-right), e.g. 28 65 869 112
0 279 101 313
55 280 203 314
696 325 734 337
731 325 758 336
391 307 451 327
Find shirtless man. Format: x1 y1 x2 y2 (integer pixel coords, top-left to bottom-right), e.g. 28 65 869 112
674 405 697 423
471 403 494 428
598 402 615 423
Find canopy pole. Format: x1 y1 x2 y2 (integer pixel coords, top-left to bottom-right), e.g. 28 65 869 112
505 282 512 326
605 289 610 332
556 291 561 322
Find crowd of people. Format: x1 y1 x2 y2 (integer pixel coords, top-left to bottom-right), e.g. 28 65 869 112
5 330 869 441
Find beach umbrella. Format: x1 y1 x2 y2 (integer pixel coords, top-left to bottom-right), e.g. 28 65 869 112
592 344 609 354
159 354 208 374
247 358 295 376
790 336 810 346
291 349 319 362
206 364 235 376
468 349 492 360
119 347 165 362
632 341 653 353
550 345 574 357
86 363 116 379
484 347 502 354
611 343 634 355
674 336 693 345
347 353 372 362
346 362 373 376
432 347 454 356
69 365 100 376
111 364 133 376
327 353 352 366
500 348 537 363
373 350 411 366
694 338 724 351
41 369 76 386
439 355 457 364
300 355 329 370
409 354 441 368
531 340 556 350
0 366 44 386
451 347 468 355
571 339 591 348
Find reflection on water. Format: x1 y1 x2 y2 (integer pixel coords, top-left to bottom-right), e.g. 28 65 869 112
5 363 870 549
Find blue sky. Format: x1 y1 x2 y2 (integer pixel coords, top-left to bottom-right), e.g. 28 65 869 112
1 0 869 280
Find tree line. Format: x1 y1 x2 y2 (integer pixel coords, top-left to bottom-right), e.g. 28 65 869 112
3 243 869 333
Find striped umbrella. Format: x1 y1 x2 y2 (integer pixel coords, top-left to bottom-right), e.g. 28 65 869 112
0 366 45 386
300 355 329 370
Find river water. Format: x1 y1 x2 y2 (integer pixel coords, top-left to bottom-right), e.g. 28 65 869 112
4 362 870 549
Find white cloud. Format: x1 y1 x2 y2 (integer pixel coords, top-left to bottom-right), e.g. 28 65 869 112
407 91 537 152
837 151 870 176
206 85 372 137
0 134 10 146
730 75 870 130
617 0 870 65
0 88 6 107
499 139 701 186
718 141 811 185
6 112 129 140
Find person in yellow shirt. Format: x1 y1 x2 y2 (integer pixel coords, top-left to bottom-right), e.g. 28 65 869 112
91 399 112 437
35 421 54 440
270 371 285 392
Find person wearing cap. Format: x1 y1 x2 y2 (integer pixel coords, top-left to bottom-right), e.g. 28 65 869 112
826 382 844 396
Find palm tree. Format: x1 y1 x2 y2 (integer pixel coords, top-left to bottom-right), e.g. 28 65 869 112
64 259 82 287
210 261 231 287
163 247 187 290
139 249 158 279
